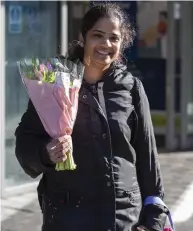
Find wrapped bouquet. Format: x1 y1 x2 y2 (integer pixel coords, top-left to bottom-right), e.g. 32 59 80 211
17 56 84 171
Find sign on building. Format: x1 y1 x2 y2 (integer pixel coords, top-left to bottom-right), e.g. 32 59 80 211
8 5 22 34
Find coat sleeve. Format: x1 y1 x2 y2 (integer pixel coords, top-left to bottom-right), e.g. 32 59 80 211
133 78 164 199
15 100 54 178
133 78 168 231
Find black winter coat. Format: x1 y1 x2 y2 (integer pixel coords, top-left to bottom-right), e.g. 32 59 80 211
15 64 168 231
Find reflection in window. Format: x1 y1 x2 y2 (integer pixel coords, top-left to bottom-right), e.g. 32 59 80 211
5 1 58 186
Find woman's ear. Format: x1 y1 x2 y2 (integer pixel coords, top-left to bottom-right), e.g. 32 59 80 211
78 32 84 44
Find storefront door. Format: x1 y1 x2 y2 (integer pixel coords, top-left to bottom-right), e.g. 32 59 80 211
3 1 59 190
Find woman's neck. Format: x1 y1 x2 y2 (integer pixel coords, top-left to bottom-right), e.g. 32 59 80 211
83 64 110 84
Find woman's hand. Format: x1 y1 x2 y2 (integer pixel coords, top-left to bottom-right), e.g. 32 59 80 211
46 135 72 164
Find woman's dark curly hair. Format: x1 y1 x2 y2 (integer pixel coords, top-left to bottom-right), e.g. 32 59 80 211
68 2 136 62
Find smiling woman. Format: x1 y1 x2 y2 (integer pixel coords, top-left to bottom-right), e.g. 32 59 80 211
68 3 135 62
15 2 171 231
68 2 135 85
84 17 122 68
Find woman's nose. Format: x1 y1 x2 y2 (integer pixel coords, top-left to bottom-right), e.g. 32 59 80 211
102 38 112 47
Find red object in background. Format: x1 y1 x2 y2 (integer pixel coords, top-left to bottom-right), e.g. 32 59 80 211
158 21 167 35
164 228 173 231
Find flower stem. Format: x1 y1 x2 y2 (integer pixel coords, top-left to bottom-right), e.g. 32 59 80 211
55 150 76 171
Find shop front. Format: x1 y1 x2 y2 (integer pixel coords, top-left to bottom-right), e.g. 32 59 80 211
1 0 192 197
0 1 68 196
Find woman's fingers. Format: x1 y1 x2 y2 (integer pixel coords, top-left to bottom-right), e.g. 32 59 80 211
46 135 72 163
48 135 69 147
50 155 64 163
49 142 69 155
49 138 71 154
49 144 71 163
50 150 67 163
49 139 65 151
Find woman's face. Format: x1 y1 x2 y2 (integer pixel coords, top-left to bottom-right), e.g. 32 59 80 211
83 17 122 68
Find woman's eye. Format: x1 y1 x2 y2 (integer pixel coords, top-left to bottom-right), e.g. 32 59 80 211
110 36 120 42
93 34 103 38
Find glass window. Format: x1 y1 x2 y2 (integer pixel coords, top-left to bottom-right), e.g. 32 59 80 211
5 1 59 187
137 2 181 59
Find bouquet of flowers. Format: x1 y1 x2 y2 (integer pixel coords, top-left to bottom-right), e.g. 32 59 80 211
17 56 84 171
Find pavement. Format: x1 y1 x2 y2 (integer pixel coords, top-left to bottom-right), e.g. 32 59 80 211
1 151 193 231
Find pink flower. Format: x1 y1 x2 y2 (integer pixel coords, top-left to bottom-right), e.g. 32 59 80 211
39 64 48 72
34 68 43 81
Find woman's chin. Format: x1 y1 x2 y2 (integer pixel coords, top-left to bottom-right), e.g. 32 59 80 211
92 57 112 67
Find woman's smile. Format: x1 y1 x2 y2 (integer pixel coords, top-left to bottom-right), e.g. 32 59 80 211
94 49 112 60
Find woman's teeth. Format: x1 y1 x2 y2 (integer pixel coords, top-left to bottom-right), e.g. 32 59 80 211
97 50 109 55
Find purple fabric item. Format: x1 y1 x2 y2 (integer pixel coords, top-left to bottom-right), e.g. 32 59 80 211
144 196 175 231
